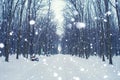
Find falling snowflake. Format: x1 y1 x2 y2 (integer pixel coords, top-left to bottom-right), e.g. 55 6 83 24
94 17 97 20
29 20 35 25
58 77 62 80
67 23 72 29
9 31 14 36
73 76 80 80
103 75 108 79
104 19 107 22
80 68 85 71
35 31 38 35
71 18 75 22
103 64 107 67
76 22 86 29
58 67 62 70
73 11 79 15
53 72 58 77
25 38 28 42
117 72 120 76
0 43 4 48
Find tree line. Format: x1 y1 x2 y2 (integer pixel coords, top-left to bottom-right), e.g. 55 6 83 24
62 0 120 64
0 0 59 62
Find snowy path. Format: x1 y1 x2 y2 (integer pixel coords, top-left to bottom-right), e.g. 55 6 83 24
0 54 120 80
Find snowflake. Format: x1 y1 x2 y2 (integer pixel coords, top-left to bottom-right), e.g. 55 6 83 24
0 43 4 48
73 76 80 80
94 52 97 55
90 46 93 49
76 22 86 29
71 18 75 22
90 43 93 46
103 64 107 67
29 20 35 25
103 75 108 79
58 67 62 70
58 77 62 80
35 31 38 35
94 17 97 20
25 38 28 42
80 68 85 71
117 72 120 76
104 19 107 22
73 11 79 15
9 31 14 36
53 72 58 77
67 23 72 29
66 39 68 42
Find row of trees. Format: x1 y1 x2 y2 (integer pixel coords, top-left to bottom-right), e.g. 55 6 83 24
62 0 120 64
0 0 120 64
0 0 59 62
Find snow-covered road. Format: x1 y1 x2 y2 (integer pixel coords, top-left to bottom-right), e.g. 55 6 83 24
0 54 120 80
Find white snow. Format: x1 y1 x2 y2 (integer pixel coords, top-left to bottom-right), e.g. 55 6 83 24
76 22 86 29
24 38 28 42
53 72 58 77
73 76 80 80
35 31 38 35
0 54 120 80
71 18 75 22
94 17 97 20
0 43 4 48
73 11 79 15
104 19 107 22
9 31 14 36
67 23 72 29
29 20 35 25
105 11 112 16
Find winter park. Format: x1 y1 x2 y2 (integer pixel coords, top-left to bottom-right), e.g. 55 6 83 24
0 0 120 80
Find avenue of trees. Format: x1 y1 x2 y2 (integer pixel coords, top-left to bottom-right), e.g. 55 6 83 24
0 0 120 65
62 0 120 64
0 0 59 61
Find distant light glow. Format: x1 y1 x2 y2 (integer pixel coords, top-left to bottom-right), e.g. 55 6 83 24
51 0 66 36
58 44 62 53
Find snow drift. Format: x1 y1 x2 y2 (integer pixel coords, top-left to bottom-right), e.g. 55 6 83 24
0 54 120 80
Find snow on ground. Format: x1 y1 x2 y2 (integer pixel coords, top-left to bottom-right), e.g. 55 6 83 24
0 54 120 80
